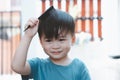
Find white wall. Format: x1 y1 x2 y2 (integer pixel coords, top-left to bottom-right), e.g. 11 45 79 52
101 0 120 55
118 0 120 49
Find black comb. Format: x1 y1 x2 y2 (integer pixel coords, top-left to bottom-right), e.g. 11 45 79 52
24 6 55 31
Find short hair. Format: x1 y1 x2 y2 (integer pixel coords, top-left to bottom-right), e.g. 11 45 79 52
38 8 75 39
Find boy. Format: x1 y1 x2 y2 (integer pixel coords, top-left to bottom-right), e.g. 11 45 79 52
11 6 91 80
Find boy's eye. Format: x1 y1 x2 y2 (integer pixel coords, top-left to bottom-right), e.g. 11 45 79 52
45 39 52 42
59 39 66 41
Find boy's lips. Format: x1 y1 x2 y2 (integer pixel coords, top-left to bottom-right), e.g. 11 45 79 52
51 51 62 55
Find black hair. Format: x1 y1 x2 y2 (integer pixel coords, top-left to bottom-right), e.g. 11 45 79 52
38 8 75 39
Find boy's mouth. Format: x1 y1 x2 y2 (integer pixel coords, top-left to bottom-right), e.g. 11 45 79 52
51 51 62 55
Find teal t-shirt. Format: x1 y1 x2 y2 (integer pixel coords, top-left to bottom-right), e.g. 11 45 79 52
28 58 91 80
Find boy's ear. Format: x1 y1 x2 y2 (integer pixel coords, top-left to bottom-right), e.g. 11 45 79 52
39 39 43 47
40 39 42 44
72 35 76 44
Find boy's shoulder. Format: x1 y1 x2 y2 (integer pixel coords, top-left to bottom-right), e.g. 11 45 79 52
72 58 86 65
28 57 49 62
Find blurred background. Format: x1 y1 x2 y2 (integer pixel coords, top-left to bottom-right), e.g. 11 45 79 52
0 0 120 80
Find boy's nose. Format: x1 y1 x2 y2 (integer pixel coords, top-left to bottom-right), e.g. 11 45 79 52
52 41 60 49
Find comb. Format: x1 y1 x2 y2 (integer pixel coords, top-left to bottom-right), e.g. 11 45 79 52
24 6 55 31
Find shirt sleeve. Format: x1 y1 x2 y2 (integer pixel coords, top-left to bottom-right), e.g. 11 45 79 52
79 61 91 80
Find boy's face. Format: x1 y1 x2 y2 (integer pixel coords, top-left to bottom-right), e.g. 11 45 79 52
40 33 75 60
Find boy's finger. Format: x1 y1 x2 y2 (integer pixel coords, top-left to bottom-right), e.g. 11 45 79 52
24 18 39 31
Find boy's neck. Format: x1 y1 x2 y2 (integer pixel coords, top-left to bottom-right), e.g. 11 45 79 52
49 56 73 66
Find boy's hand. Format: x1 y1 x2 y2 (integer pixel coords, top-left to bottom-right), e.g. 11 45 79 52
24 18 39 38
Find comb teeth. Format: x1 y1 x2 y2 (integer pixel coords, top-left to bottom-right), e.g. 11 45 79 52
38 6 55 22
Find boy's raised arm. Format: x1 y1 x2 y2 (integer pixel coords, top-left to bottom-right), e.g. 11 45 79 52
11 18 39 75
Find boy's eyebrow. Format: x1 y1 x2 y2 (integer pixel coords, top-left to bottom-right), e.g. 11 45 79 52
58 34 66 38
43 34 66 39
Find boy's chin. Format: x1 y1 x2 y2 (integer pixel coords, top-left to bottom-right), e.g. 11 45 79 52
49 56 65 60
